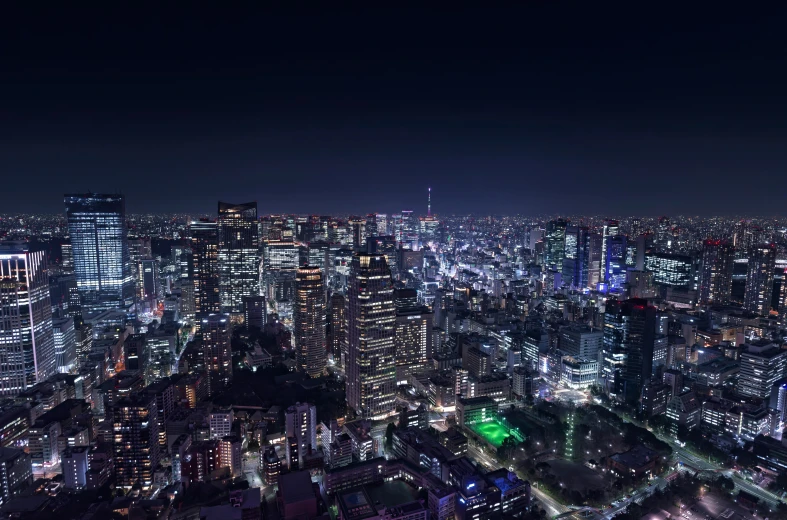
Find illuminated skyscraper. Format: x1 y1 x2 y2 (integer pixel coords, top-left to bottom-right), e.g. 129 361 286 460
64 193 134 311
375 214 388 235
294 266 326 378
601 298 656 404
189 220 220 316
328 293 346 365
201 313 232 393
572 226 590 289
698 239 734 305
604 235 628 292
346 254 396 419
217 201 259 314
393 289 433 385
600 219 620 285
349 217 366 251
744 244 776 316
113 393 159 488
0 245 57 395
544 219 568 270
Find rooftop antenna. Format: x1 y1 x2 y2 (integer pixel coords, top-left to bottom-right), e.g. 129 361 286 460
427 187 431 217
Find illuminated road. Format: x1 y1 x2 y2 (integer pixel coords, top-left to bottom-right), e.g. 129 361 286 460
599 403 783 510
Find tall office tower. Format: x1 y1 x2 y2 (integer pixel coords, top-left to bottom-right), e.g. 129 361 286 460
600 220 620 284
60 242 73 274
573 227 590 289
630 218 643 238
189 220 221 316
744 244 777 316
375 214 388 235
124 334 148 373
49 274 81 319
346 254 396 419
393 289 434 385
65 193 134 311
113 393 159 488
128 237 152 302
294 267 326 378
52 317 77 374
733 220 762 258
656 216 672 251
601 298 656 404
587 232 603 288
328 294 346 364
139 258 160 304
243 295 266 330
0 246 56 395
348 217 366 251
604 235 628 292
202 313 232 392
217 201 260 314
544 219 568 270
738 341 787 399
364 214 377 240
366 236 398 278
400 210 418 248
285 402 317 468
698 240 734 305
561 225 578 287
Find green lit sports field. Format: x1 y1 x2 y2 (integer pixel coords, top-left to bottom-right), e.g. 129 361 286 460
468 420 510 447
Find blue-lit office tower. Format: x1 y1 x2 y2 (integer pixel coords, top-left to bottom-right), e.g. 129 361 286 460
599 219 620 286
572 227 590 289
217 202 260 314
65 193 134 312
561 225 578 287
601 298 656 404
0 245 57 395
604 235 628 292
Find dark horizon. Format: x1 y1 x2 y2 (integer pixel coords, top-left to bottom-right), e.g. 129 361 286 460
3 5 787 216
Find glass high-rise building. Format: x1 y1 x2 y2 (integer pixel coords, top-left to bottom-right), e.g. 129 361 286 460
217 202 260 314
189 220 220 316
346 254 396 419
601 298 656 404
698 239 734 305
0 245 57 395
294 266 326 378
65 193 134 312
744 244 776 316
544 219 568 270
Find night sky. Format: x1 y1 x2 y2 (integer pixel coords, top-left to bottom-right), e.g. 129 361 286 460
2 5 787 216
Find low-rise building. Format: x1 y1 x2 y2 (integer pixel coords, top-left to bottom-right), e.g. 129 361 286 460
607 445 659 479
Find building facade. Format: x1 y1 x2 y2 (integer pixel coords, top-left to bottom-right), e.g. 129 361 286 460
64 193 134 311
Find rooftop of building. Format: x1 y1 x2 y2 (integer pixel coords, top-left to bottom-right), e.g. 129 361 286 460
609 445 659 469
697 357 739 373
337 487 378 520
365 480 420 508
458 396 497 407
279 471 316 505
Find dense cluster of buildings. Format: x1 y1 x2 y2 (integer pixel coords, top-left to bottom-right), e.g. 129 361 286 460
1 195 787 517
